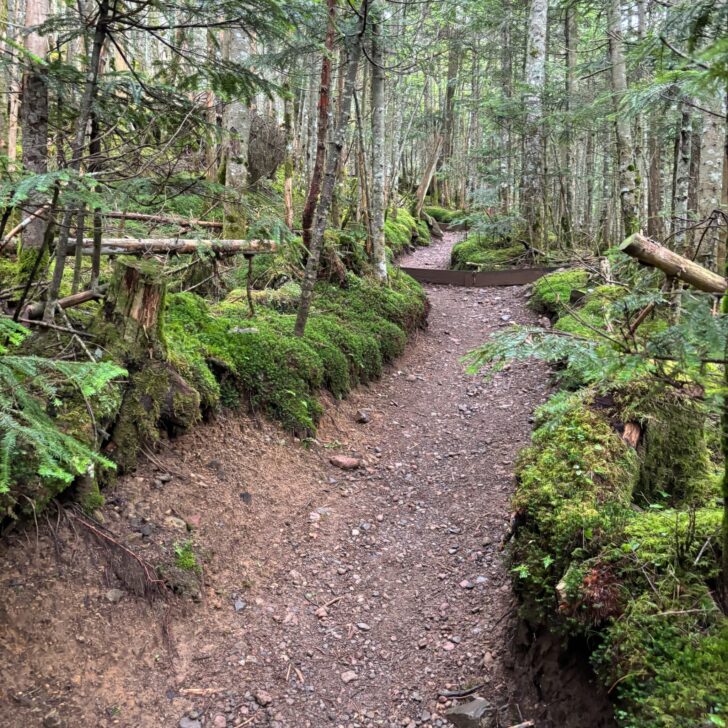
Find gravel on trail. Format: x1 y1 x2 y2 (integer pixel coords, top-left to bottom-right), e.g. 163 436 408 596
0 232 556 728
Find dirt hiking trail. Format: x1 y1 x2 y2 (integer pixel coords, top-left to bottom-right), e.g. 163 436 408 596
0 233 595 728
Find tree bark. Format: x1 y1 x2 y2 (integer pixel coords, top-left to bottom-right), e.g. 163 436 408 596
294 8 365 336
696 104 726 271
520 0 548 246
672 103 692 252
607 0 639 237
20 0 50 250
300 0 336 253
370 13 387 281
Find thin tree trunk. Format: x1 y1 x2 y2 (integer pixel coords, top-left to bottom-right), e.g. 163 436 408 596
44 0 109 321
607 0 639 236
673 103 691 252
521 0 548 246
20 0 50 250
370 13 387 280
300 0 336 253
294 10 365 336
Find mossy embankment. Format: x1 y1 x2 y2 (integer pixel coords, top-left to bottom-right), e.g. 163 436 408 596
0 209 430 518
506 269 727 727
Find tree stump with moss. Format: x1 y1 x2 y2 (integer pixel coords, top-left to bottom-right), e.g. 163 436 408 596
99 258 167 362
96 259 201 473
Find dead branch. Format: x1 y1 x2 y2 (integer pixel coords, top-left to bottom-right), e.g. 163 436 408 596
65 238 276 256
103 210 223 229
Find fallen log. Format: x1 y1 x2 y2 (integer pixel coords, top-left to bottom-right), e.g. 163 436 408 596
103 210 223 229
64 238 277 256
22 286 107 320
620 233 727 294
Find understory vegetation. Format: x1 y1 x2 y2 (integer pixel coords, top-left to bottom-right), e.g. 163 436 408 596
0 209 428 517
468 265 728 726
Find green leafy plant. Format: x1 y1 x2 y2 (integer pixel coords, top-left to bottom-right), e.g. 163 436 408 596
0 317 126 498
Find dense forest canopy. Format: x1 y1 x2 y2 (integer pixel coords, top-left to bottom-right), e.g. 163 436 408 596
0 0 727 725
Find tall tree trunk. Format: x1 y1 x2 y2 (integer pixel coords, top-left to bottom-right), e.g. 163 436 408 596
300 0 336 253
672 103 692 252
370 13 387 281
607 0 639 237
696 104 726 271
223 28 253 237
561 4 577 242
44 0 109 321
520 0 548 246
20 0 50 250
647 113 664 241
294 10 365 336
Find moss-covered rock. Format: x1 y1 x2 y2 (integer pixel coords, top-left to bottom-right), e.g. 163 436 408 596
529 269 590 316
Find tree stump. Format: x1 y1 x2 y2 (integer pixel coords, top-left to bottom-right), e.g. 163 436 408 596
99 259 167 361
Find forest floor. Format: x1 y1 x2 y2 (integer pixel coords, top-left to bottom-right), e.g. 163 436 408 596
0 233 592 728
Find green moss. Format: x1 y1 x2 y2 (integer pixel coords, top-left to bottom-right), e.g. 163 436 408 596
530 269 590 316
618 387 714 506
554 285 628 337
174 540 201 572
512 391 639 623
423 206 465 224
450 235 524 271
384 208 429 254
594 593 727 728
162 271 425 436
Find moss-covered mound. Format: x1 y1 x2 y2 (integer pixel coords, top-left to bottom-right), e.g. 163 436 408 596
384 208 430 255
165 269 426 436
450 234 525 271
529 269 590 316
512 387 726 727
423 206 465 224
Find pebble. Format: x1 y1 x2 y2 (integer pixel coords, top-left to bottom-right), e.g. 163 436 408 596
178 718 201 728
254 689 273 707
105 589 125 604
341 670 358 684
329 455 362 470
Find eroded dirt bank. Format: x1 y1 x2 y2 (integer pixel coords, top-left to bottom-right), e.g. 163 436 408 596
1 233 578 727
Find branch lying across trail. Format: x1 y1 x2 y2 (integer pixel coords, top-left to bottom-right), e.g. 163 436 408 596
103 210 223 229
620 233 727 294
64 238 277 256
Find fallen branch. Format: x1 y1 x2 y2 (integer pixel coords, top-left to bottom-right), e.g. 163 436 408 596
620 233 727 294
103 210 223 229
65 238 277 256
22 286 107 320
0 204 51 252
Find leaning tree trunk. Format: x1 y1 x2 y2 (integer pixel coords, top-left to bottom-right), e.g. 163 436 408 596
520 0 548 247
294 10 365 336
370 13 387 281
607 0 639 238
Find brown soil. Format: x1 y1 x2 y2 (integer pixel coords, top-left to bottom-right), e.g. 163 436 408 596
0 233 609 728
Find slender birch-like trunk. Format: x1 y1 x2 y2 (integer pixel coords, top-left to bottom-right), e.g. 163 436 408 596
520 0 548 246
607 0 639 237
294 10 365 336
370 14 387 281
